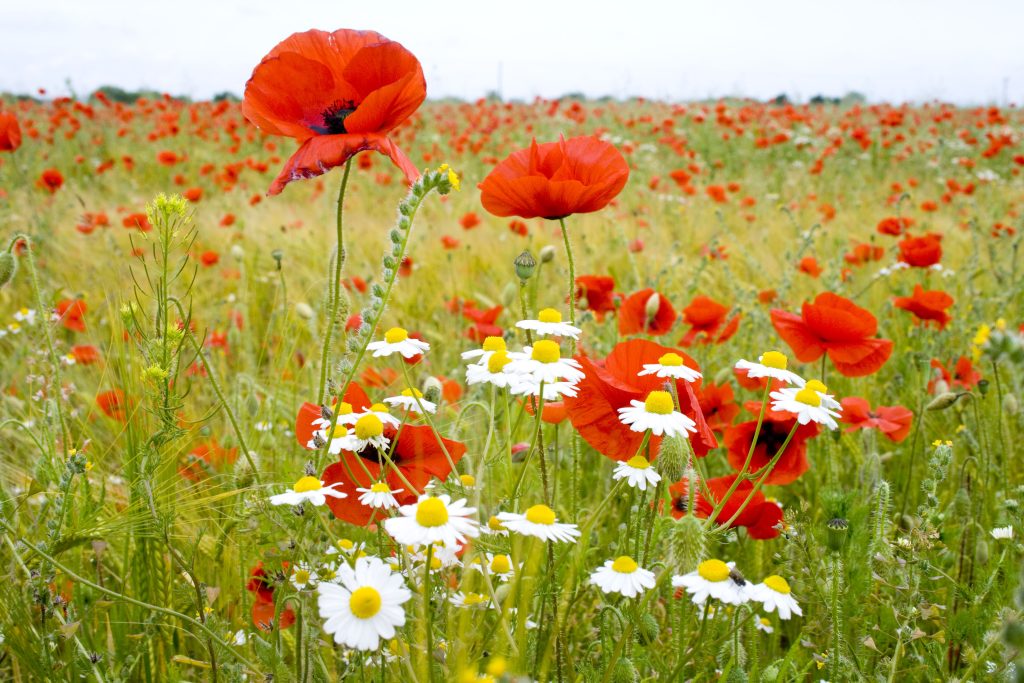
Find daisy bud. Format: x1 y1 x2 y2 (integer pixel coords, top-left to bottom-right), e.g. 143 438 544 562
637 613 659 646
826 517 849 553
422 376 443 404
514 250 537 280
612 657 638 683
295 302 314 320
667 514 705 574
926 392 960 411
655 435 686 482
1003 393 1018 415
0 250 16 289
539 245 556 263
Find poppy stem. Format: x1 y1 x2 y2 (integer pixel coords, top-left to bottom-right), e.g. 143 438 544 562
705 382 771 527
317 159 353 406
720 423 799 530
558 218 577 342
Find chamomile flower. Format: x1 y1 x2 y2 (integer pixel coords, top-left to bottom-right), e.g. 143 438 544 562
367 327 430 359
468 552 519 581
450 591 492 609
334 414 392 453
384 495 480 548
482 515 509 536
612 455 662 491
505 341 585 384
515 308 582 339
355 403 402 429
672 559 749 605
290 562 318 590
590 556 657 598
735 351 805 386
638 352 702 382
991 526 1014 541
497 505 581 544
466 350 519 389
755 617 774 634
617 390 697 437
407 542 463 570
461 335 508 363
269 476 347 507
770 386 841 429
356 482 403 510
384 388 437 414
747 575 802 619
317 556 412 651
13 308 37 325
802 379 841 410
326 538 364 557
508 378 579 401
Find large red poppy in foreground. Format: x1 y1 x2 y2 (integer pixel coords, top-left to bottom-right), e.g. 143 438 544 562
0 111 21 152
770 292 892 377
243 29 426 195
478 136 629 220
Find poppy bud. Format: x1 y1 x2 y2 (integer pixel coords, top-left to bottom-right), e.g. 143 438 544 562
975 537 989 566
637 613 659 646
926 392 960 411
667 513 705 574
514 250 536 281
760 664 781 682
655 435 686 482
0 250 15 288
295 302 314 320
539 245 556 263
246 395 259 416
826 517 849 553
644 292 661 321
422 376 442 404
612 657 637 683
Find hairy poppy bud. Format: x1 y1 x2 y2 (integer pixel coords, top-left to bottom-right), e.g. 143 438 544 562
926 392 960 411
231 245 245 262
637 613 659 646
539 245 556 263
656 435 686 482
0 250 15 288
514 250 536 281
612 658 637 683
1004 393 1018 415
667 513 705 574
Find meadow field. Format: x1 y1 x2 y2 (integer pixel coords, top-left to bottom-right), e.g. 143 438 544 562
0 31 1023 682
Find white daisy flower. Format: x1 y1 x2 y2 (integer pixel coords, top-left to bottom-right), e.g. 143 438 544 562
290 562 318 590
366 327 429 359
355 403 402 429
384 495 480 548
770 386 841 429
672 559 749 605
747 575 802 619
755 616 774 634
62 353 77 366
515 308 582 340
589 556 657 598
482 515 509 536
317 556 412 651
467 552 519 581
802 379 841 410
508 378 579 401
617 390 697 437
505 341 585 384
383 388 437 414
326 538 364 557
7 322 21 335
254 421 273 432
406 542 463 570
735 351 805 386
991 526 1014 540
269 476 347 507
356 482 403 510
497 505 581 544
232 629 248 645
449 591 492 609
612 455 662 491
330 414 392 454
13 308 37 325
461 335 507 363
466 349 520 389
638 352 702 382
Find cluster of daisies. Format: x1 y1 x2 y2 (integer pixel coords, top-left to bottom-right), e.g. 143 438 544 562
673 559 802 632
736 350 843 429
0 307 36 338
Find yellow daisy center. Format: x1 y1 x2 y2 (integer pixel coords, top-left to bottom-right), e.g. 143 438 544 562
415 498 450 527
330 424 348 438
763 575 791 594
293 568 310 584
460 474 476 486
355 414 384 439
488 516 506 531
337 401 353 415
537 308 562 323
625 455 650 470
349 586 382 619
401 388 423 399
482 336 506 352
293 476 322 493
760 351 788 369
644 390 675 415
611 556 639 574
429 555 442 570
531 340 561 364
337 538 355 550
805 379 827 394
384 327 409 344
370 482 391 493
795 387 822 407
462 592 487 606
488 350 512 373
370 403 390 413
759 617 772 627
697 559 730 583
490 555 512 574
658 352 684 367
525 504 556 525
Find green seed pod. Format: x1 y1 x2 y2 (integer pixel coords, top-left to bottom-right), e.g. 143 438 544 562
655 435 686 482
0 251 16 288
612 657 637 683
637 613 659 646
826 517 849 553
514 250 537 280
271 249 283 269
667 513 705 574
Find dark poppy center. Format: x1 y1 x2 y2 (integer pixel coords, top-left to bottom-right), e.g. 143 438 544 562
758 423 792 454
355 441 401 465
319 99 358 135
673 496 688 513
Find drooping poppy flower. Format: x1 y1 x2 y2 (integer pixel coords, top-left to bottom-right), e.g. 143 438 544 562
723 413 819 485
892 285 953 329
243 28 426 195
478 136 629 220
0 111 22 152
564 339 717 462
898 233 942 268
679 295 739 346
96 389 128 422
55 299 87 333
693 381 739 435
669 475 782 540
618 288 677 336
575 275 617 321
770 292 893 377
839 397 913 443
928 356 981 392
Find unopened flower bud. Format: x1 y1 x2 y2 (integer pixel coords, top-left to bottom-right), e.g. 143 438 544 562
667 513 705 574
295 302 314 320
612 657 637 683
645 292 661 320
926 392 960 411
637 613 659 646
514 250 537 281
1004 393 1018 415
539 245 556 263
932 378 950 396
655 435 686 482
0 251 16 288
422 376 443 404
230 245 245 262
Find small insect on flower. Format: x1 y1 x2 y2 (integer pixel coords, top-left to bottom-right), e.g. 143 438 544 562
735 351 805 386
383 495 480 548
384 388 437 414
461 335 507 363
515 308 582 340
497 504 581 543
612 455 663 491
269 476 347 507
356 482 404 510
747 575 802 619
589 556 657 598
638 352 702 382
367 327 430 359
770 386 841 429
617 390 698 438
317 556 412 651
672 559 749 605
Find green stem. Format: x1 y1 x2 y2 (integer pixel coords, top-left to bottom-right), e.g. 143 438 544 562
318 160 353 405
706 382 771 527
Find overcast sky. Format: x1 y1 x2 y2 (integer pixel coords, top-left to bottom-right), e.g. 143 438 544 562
3 0 1022 104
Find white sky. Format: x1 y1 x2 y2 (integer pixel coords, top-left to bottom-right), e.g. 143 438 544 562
2 0 1022 104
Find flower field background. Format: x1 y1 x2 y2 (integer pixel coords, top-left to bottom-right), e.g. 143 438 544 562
1 31 1024 683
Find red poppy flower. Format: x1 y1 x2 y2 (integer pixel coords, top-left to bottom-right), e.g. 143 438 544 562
679 295 739 346
122 213 152 232
892 285 953 329
459 212 481 230
243 29 426 195
0 111 22 152
798 256 823 278
179 439 239 481
770 292 893 377
564 339 717 462
669 475 782 540
37 168 64 193
478 136 629 220
523 398 568 424
723 413 819 485
839 397 913 442
693 381 739 435
461 302 503 341
929 356 981 392
200 250 220 266
618 288 677 336
55 299 87 332
876 216 912 236
96 389 128 422
70 345 101 365
293 382 373 448
246 563 295 631
898 233 942 268
575 275 617 321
